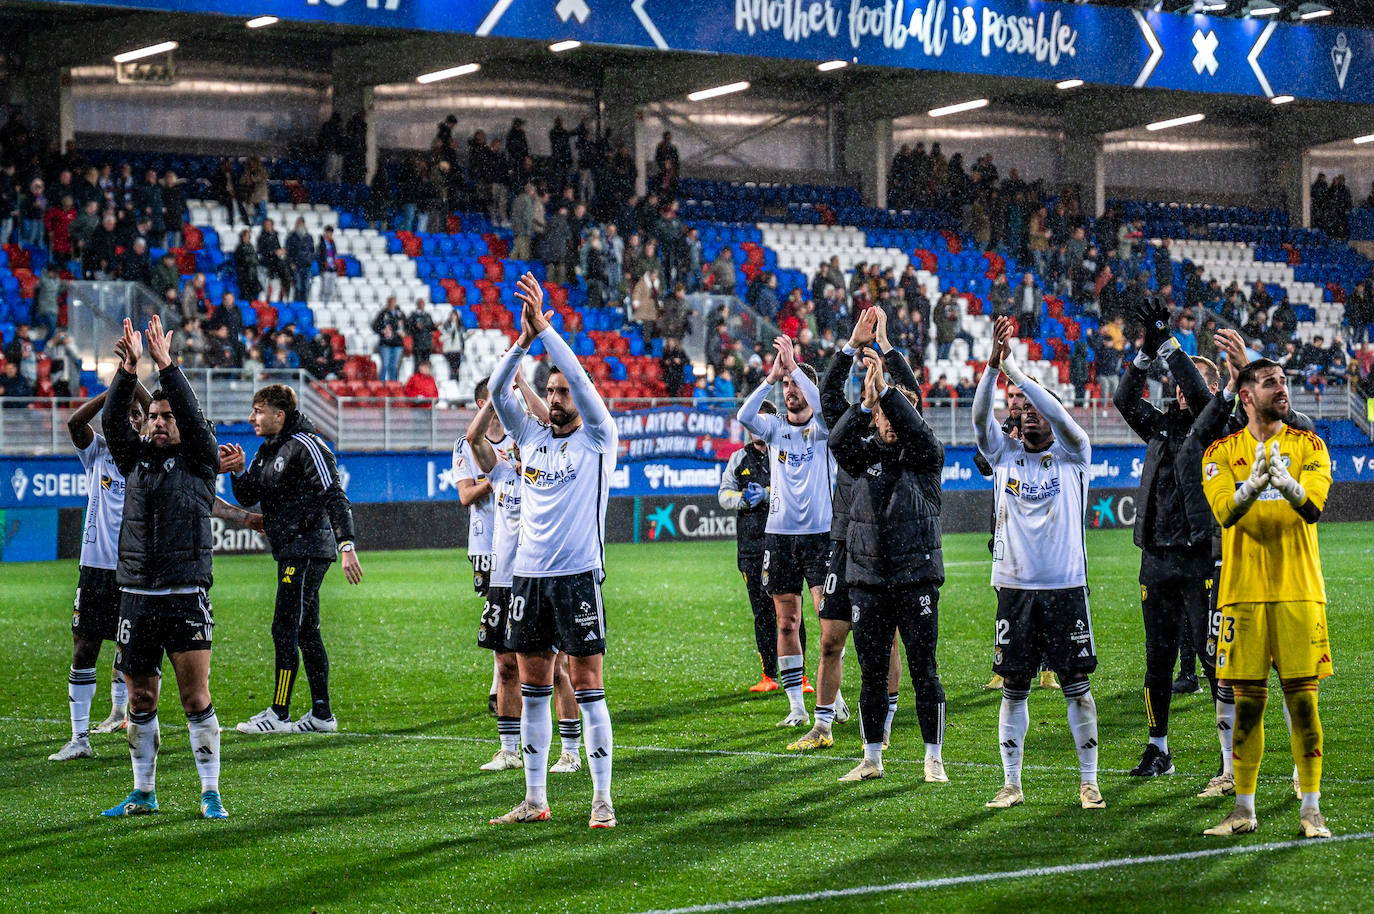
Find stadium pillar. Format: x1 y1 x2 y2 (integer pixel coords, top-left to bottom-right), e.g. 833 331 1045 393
332 79 376 183
17 42 74 152
840 114 892 209
1061 132 1104 218
602 81 645 197
1266 144 1310 227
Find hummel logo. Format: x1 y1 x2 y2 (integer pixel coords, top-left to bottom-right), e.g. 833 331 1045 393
589 748 608 759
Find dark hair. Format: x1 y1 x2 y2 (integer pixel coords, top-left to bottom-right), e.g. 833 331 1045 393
758 400 777 415
549 364 563 377
796 363 818 385
149 388 169 404
1237 358 1282 388
252 383 297 413
474 375 491 401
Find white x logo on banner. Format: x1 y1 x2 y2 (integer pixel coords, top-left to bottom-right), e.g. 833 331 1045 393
1192 30 1219 76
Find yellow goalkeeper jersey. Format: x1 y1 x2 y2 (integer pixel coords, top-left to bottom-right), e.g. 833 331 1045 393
1202 425 1331 607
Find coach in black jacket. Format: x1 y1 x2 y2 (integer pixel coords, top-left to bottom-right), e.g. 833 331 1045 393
1114 301 1220 778
101 315 226 819
222 384 361 735
829 348 946 783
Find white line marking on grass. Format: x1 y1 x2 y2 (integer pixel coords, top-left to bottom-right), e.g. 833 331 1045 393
625 832 1374 914
6 717 1372 786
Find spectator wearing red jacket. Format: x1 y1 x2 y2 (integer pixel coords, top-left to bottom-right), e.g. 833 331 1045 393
403 360 438 400
44 195 76 260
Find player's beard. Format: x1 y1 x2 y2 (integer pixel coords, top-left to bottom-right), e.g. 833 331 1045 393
549 406 576 427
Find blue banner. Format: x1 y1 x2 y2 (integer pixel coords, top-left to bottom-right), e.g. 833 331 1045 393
6 442 1373 507
613 406 745 462
36 0 1374 104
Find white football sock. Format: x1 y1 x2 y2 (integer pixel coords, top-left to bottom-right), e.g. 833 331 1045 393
520 684 552 807
187 705 221 793
863 742 883 767
111 663 128 711
68 666 97 740
778 655 805 715
127 709 160 793
577 690 613 804
998 687 1030 788
558 718 582 756
1216 699 1235 776
1065 683 1099 784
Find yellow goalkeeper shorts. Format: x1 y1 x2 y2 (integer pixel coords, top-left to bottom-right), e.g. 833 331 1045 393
1216 601 1333 681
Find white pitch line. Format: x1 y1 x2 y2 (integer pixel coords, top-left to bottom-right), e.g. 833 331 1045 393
626 831 1374 914
7 716 1373 785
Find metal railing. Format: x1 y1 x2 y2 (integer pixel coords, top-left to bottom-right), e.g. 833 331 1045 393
6 388 1370 455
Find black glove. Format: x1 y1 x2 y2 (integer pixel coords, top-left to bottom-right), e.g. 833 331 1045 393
1136 300 1172 356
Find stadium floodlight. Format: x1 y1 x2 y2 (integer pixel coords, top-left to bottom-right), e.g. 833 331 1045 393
1146 113 1206 130
113 41 178 63
246 15 279 28
1056 78 1085 90
1296 3 1333 18
1191 0 1228 12
688 81 750 102
1242 1 1282 14
549 40 582 52
416 63 481 84
929 98 989 117
1271 94 1296 104
1354 134 1374 144
817 60 849 71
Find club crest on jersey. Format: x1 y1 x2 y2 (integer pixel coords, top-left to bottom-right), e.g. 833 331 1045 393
273 456 286 473
1040 454 1053 469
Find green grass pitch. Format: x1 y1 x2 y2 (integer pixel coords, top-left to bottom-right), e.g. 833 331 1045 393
2 526 1373 913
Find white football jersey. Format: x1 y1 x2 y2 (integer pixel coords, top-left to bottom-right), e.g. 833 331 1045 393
988 438 1090 590
76 434 126 570
489 327 618 579
488 459 522 589
453 431 513 556
738 370 835 536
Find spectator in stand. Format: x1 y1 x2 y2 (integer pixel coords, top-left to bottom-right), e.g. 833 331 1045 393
1197 315 1218 361
954 375 978 403
1028 205 1052 278
1300 334 1335 392
319 113 345 183
684 227 703 292
1250 280 1273 313
692 375 710 402
0 161 17 244
118 237 152 286
69 199 98 255
243 346 265 376
161 170 185 248
504 118 529 169
659 284 692 342
581 231 610 309
934 293 960 360
708 245 736 295
1278 339 1304 384
234 228 262 301
426 159 452 232
150 251 179 302
654 200 687 286
28 265 61 340
397 156 426 232
316 226 339 303
604 223 624 297
238 156 269 226
510 183 542 262
268 343 298 371
752 272 780 319
1329 174 1352 240
286 217 314 302
257 218 289 302
172 317 206 368
713 368 736 401
407 298 436 372
403 360 438 400
660 336 689 396
344 110 368 184
180 272 210 320
20 177 46 245
926 374 953 406
4 325 36 386
989 272 1011 317
207 291 244 338
365 169 391 232
1013 272 1039 339
1347 280 1373 343
0 360 32 404
44 194 75 261
1272 296 1297 331
541 202 572 284
47 330 82 397
83 212 120 279
1069 336 1091 407
440 308 465 382
205 324 243 369
133 168 163 241
653 131 680 180
305 330 340 380
372 296 406 383
1173 309 1198 357
549 116 573 180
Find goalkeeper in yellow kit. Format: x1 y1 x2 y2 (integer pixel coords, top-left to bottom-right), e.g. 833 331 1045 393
1200 358 1332 839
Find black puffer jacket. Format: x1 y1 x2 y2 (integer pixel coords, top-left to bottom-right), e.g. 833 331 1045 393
230 411 355 561
830 386 945 589
106 364 218 590
1114 346 1215 549
820 343 921 542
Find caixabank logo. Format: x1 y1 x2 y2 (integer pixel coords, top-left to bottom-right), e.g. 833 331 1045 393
641 497 736 542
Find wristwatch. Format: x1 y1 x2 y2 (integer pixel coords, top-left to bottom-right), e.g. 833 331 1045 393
339 541 355 553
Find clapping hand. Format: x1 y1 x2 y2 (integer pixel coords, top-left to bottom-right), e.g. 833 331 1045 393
1136 300 1172 355
1236 440 1271 505
860 348 886 409
774 335 798 373
218 443 246 474
1267 439 1306 507
514 272 553 348
146 314 174 370
988 316 1013 370
847 307 878 351
118 318 142 373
